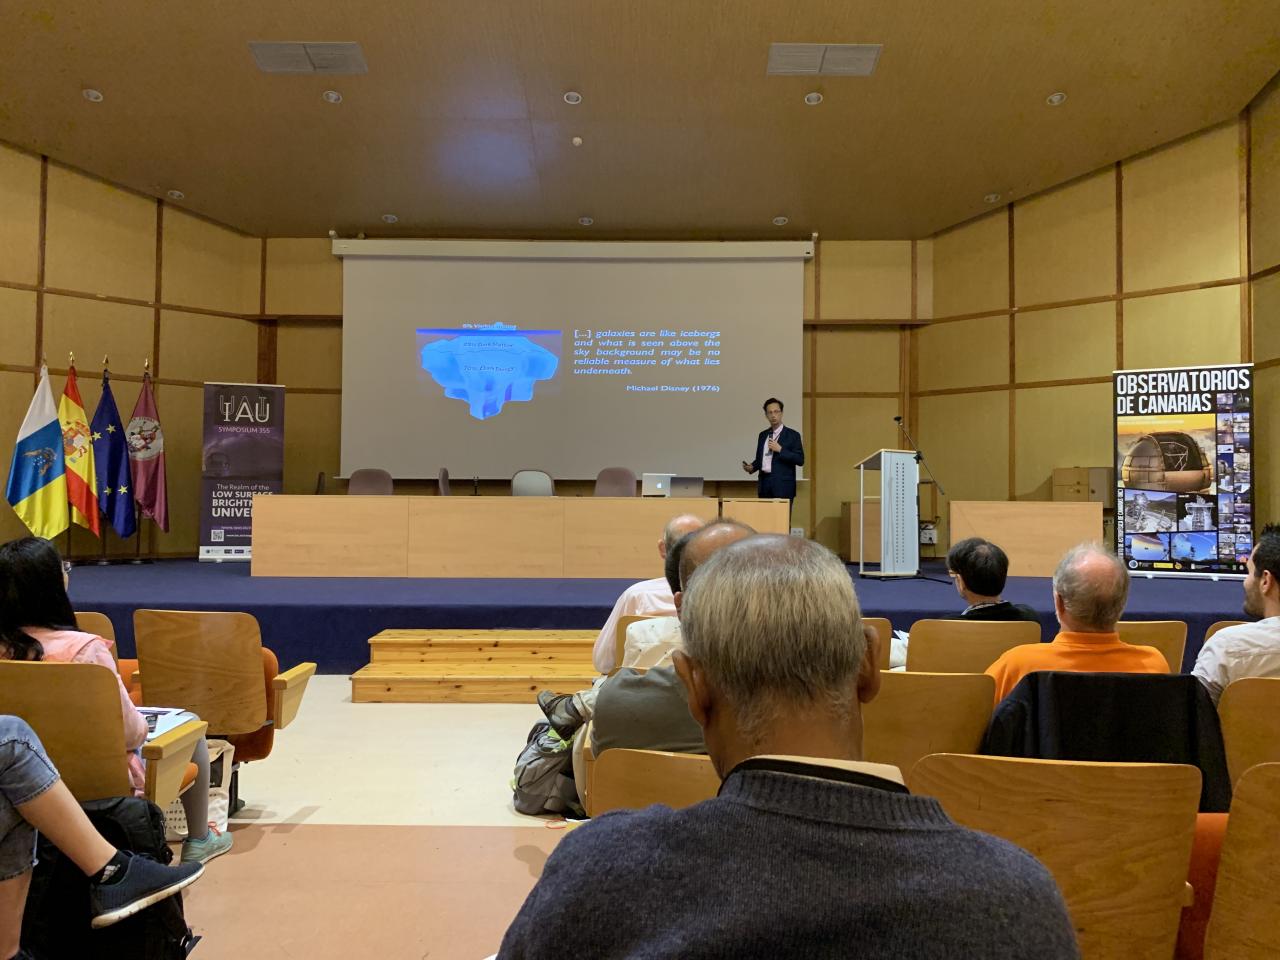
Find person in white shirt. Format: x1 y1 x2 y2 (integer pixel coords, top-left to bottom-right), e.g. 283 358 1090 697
590 513 705 674
1192 523 1280 704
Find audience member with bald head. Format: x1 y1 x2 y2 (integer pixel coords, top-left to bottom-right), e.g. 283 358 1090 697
986 542 1167 702
499 535 1077 959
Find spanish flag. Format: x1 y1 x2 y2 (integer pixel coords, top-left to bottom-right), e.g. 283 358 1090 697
5 365 69 539
59 364 100 535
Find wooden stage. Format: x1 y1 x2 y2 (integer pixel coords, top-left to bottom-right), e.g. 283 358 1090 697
251 495 790 579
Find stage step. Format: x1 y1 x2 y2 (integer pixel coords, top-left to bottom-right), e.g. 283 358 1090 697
352 628 600 703
350 663 598 704
368 628 597 665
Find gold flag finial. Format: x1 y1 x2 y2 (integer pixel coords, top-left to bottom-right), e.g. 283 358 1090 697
69 350 75 366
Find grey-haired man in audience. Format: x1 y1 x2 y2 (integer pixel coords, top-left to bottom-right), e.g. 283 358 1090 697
1193 522 1280 703
499 535 1078 959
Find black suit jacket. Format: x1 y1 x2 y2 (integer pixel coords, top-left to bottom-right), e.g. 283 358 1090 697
750 425 805 500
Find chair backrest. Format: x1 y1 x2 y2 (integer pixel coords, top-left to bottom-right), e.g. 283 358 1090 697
314 471 326 495
1217 677 1280 787
612 614 659 674
0 661 132 801
590 748 720 816
593 467 637 497
1116 620 1187 672
438 467 451 496
1204 763 1280 960
863 616 892 670
863 672 994 777
348 467 394 495
512 469 555 496
906 619 1041 673
76 611 118 663
133 609 268 735
1204 620 1244 645
909 754 1201 960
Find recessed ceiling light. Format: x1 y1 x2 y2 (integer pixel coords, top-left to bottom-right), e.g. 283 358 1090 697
82 88 104 102
1046 91 1067 107
984 193 1002 204
563 91 583 105
571 136 583 147
772 216 789 226
578 216 593 226
381 214 398 224
166 189 185 201
803 91 824 106
322 89 343 104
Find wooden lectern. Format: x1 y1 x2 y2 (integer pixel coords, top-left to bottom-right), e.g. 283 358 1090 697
855 449 920 578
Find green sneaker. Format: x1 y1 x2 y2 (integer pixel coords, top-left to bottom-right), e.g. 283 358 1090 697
181 825 233 864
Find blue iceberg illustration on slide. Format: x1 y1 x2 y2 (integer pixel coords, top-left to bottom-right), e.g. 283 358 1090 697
420 328 559 420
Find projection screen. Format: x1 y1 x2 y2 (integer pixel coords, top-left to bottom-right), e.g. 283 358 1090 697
337 239 809 480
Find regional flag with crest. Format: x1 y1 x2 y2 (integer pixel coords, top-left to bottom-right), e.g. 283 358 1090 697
127 370 168 531
91 369 137 539
58 364 100 535
5 365 69 539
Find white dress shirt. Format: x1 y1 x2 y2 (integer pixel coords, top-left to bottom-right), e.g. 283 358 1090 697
761 424 783 473
1191 617 1280 704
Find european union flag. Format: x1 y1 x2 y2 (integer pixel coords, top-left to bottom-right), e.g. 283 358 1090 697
91 370 137 539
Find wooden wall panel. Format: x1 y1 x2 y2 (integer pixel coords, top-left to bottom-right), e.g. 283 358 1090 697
1014 302 1115 383
803 256 816 320
42 296 153 371
284 393 342 495
161 210 259 315
0 287 36 365
0 372 34 542
158 310 259 383
819 241 913 319
811 397 901 550
813 327 901 393
1123 122 1242 291
149 385 203 554
916 239 934 320
277 322 342 390
932 210 1008 318
1013 382 1113 500
44 165 155 301
1256 366 1280 526
1250 75 1280 273
917 314 1010 390
1121 286 1242 370
1253 272 1280 364
793 396 811 532
916 390 1011 547
264 239 342 315
0 144 40 285
1014 168 1116 305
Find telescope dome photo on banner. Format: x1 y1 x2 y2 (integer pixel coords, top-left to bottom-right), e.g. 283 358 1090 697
1114 363 1252 578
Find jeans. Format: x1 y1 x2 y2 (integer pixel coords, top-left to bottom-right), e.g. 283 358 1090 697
0 716 60 880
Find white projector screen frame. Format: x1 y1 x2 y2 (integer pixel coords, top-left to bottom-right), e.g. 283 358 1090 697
337 239 810 481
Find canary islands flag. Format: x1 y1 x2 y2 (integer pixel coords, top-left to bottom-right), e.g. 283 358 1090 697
5 365 69 539
59 364 100 535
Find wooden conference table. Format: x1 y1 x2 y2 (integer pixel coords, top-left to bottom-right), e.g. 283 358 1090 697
250 495 790 579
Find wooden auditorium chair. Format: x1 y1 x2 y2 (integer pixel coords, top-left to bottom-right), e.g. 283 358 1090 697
862 672 994 777
0 661 206 810
1116 620 1187 672
904 619 1040 674
1216 677 1280 788
588 748 719 817
132 610 317 802
1202 763 1280 960
909 754 1201 960
862 616 892 671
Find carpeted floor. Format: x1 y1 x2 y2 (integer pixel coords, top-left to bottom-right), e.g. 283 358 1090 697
67 557 1247 672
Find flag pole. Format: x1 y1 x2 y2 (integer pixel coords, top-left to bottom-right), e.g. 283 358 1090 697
95 355 112 566
64 351 76 566
129 358 153 565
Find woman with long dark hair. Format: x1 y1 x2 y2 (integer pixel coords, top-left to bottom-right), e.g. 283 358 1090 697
0 537 231 865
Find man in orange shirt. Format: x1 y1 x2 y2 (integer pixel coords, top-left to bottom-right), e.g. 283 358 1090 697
986 543 1166 702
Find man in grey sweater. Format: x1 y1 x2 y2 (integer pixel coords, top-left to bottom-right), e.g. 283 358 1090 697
499 535 1078 959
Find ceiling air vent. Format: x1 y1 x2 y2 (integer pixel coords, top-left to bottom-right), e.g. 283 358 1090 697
249 41 369 75
766 43 882 77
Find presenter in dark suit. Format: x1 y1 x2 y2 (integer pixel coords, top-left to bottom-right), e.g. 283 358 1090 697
742 397 804 512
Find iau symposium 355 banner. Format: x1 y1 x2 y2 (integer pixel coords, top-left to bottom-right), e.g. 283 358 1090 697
199 383 285 561
1114 363 1252 578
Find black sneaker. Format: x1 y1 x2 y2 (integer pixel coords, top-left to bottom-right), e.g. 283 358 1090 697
89 854 204 929
537 690 585 739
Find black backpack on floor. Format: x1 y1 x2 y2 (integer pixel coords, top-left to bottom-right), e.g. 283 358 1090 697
20 795 200 958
